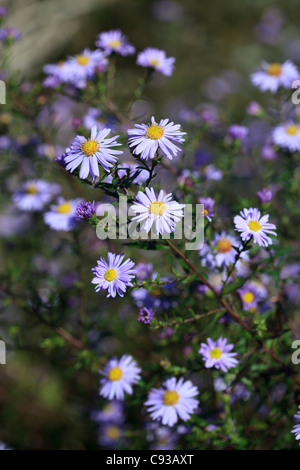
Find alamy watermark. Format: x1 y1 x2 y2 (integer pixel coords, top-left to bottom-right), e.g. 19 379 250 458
0 80 6 104
291 340 300 365
94 197 205 250
0 340 6 364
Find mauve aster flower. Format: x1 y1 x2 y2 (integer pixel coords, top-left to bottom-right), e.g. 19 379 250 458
261 144 277 160
199 337 238 372
127 116 186 161
272 123 300 152
99 354 141 400
76 201 96 219
0 27 21 42
0 7 7 17
251 60 298 92
130 187 185 235
138 307 155 324
91 252 136 298
228 125 248 140
91 401 124 424
247 101 262 116
135 262 153 281
257 188 273 203
137 48 175 76
145 377 199 427
13 180 60 212
64 125 122 180
67 48 108 83
96 29 135 56
238 282 259 311
292 406 300 446
203 164 223 181
234 207 277 247
199 197 215 222
44 198 82 231
98 423 124 449
212 232 245 268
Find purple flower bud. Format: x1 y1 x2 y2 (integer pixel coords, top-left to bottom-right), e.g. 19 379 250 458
261 144 277 160
257 188 273 203
138 307 155 325
0 27 21 42
228 124 248 140
76 201 96 219
247 101 261 116
0 6 7 17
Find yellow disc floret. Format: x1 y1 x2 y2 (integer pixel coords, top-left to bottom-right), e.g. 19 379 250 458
108 366 123 381
81 139 100 157
150 201 166 215
248 220 262 232
146 123 164 140
243 292 254 304
76 55 90 66
163 390 179 406
26 183 38 195
56 202 72 214
106 425 121 440
109 39 122 49
285 125 299 136
210 347 222 359
217 238 232 253
266 63 282 77
104 268 118 282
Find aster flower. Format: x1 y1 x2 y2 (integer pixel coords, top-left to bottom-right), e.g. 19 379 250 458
130 187 185 235
199 337 238 372
199 197 215 222
272 123 300 152
257 188 273 203
251 60 299 92
83 107 116 131
203 164 223 181
138 307 155 324
13 180 60 212
43 61 75 87
91 401 124 425
99 354 141 400
127 116 186 161
137 48 175 76
76 201 96 219
98 423 124 449
212 232 240 267
67 48 108 83
135 262 153 281
145 377 199 427
64 125 122 180
96 29 135 56
43 198 82 231
292 406 300 446
0 27 21 42
234 207 277 247
91 252 136 298
228 125 248 140
238 282 259 311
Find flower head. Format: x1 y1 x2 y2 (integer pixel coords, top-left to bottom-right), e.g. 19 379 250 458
292 406 300 446
91 252 136 298
272 123 300 152
199 197 215 222
138 307 155 325
257 188 273 203
64 125 122 180
238 282 259 311
43 198 82 231
212 232 240 267
13 180 60 212
145 377 199 427
68 48 108 83
251 60 298 92
76 201 96 219
96 30 135 56
137 48 175 76
234 208 277 247
228 125 248 140
99 354 141 400
130 187 185 235
199 337 238 372
127 116 185 161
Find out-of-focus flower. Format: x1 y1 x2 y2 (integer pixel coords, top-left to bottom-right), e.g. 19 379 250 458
199 337 238 372
238 282 259 311
138 307 155 324
212 232 240 267
91 401 124 424
247 101 262 116
135 262 153 281
76 201 96 219
130 187 185 235
251 61 298 93
95 29 135 56
99 354 141 400
228 125 248 140
234 208 277 247
199 197 215 222
64 125 122 179
91 252 136 298
145 377 199 427
83 107 116 131
137 48 175 76
127 116 185 160
203 164 223 181
257 188 273 203
13 180 60 212
43 198 82 231
272 123 300 152
0 6 7 17
98 423 124 448
261 144 277 160
292 406 300 446
0 27 21 42
67 48 108 83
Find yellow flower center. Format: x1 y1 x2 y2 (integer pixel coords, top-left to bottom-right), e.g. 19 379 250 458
266 63 282 77
81 139 100 157
203 208 208 216
76 55 90 66
210 347 222 359
150 202 166 215
106 425 121 440
56 202 72 214
0 112 12 124
109 39 122 49
248 220 262 232
217 238 232 253
104 268 118 282
242 292 254 304
285 125 299 136
26 184 38 195
163 390 179 406
146 124 164 140
149 58 160 67
108 366 123 381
